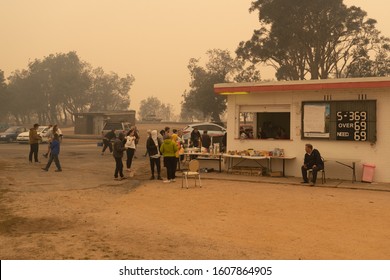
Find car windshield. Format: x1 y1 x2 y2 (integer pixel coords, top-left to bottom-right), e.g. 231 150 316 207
4 127 18 133
38 127 49 133
103 123 122 130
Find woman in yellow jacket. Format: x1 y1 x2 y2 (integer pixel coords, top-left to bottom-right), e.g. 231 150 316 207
160 134 178 183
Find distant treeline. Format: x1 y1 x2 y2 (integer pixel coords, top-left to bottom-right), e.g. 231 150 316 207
0 51 134 125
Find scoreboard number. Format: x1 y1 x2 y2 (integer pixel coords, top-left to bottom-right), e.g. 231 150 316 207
336 111 367 141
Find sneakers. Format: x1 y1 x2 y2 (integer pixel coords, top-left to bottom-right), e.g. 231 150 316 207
170 179 176 182
301 181 309 184
126 168 132 172
310 182 315 186
150 175 155 180
55 169 62 172
163 180 171 183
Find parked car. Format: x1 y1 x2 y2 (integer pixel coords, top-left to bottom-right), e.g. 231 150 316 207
101 121 132 137
0 123 9 132
142 114 162 122
16 126 50 144
0 126 27 143
181 122 226 144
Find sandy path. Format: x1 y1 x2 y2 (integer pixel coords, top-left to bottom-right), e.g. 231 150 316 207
1 125 390 260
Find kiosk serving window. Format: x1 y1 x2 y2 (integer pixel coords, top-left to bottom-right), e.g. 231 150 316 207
239 105 291 139
302 100 376 142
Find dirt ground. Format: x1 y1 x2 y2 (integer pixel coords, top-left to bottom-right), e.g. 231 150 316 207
1 123 390 260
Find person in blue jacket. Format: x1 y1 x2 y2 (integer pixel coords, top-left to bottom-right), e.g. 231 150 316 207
42 133 62 172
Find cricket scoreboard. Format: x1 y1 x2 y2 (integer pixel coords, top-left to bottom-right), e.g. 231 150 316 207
302 100 376 142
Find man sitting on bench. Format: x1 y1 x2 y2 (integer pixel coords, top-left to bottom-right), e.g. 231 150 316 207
301 143 324 186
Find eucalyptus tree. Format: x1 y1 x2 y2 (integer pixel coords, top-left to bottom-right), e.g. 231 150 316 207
237 0 390 80
139 96 174 121
181 49 260 122
88 67 134 112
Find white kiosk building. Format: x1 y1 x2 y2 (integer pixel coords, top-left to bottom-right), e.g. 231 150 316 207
214 77 390 182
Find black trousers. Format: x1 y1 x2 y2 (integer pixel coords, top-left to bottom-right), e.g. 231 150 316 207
149 157 161 176
102 139 112 153
29 143 39 162
126 148 135 169
164 157 176 180
301 164 324 183
114 157 124 178
45 154 62 171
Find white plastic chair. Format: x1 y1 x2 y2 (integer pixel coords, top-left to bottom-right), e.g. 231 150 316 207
182 160 202 189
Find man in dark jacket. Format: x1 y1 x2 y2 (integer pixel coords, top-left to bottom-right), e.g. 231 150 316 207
301 143 324 186
190 128 201 148
101 129 116 155
113 132 126 180
201 130 211 151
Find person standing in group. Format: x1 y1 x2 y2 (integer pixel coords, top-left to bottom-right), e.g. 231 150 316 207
124 129 136 174
158 129 165 142
190 127 201 148
146 130 163 180
131 126 140 159
144 129 151 157
160 134 178 183
301 143 324 186
221 132 227 153
41 133 62 172
201 130 211 152
164 126 170 136
29 123 42 163
171 133 181 176
101 129 116 155
43 124 63 158
113 132 126 181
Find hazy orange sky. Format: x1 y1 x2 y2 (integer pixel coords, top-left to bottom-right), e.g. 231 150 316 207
1 0 389 115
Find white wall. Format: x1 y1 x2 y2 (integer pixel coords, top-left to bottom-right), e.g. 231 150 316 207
225 88 390 182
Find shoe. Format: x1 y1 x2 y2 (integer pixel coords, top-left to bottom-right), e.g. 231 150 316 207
163 180 171 183
41 168 48 171
126 168 132 172
301 181 309 184
157 176 163 180
170 179 176 182
55 169 62 172
310 182 315 186
150 175 155 180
